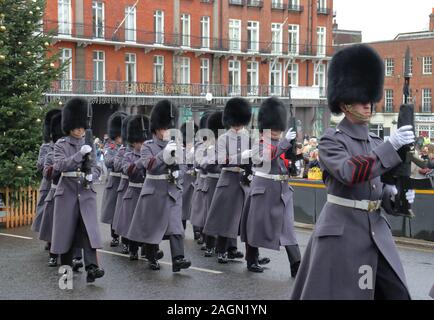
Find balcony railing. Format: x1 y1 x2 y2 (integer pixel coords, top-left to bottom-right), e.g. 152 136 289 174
47 80 327 100
317 7 331 15
229 0 244 6
288 5 304 12
271 1 286 10
45 20 332 57
200 0 214 3
246 0 263 8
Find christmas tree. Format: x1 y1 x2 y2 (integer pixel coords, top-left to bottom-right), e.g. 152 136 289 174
0 0 63 188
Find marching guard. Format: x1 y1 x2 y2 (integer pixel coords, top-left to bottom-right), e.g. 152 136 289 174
240 97 301 276
100 111 127 247
37 112 63 267
291 44 415 299
180 122 198 230
31 108 61 239
112 115 134 254
51 97 105 283
189 112 213 247
127 100 191 272
113 115 156 261
202 98 251 264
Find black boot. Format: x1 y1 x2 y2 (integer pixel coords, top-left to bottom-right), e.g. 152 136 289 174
72 258 83 272
285 245 301 278
110 238 119 247
149 259 160 270
121 244 129 254
194 232 201 240
204 247 214 257
86 265 105 283
129 251 139 261
258 257 271 265
48 257 58 267
247 262 264 273
217 252 228 264
172 257 191 272
156 250 164 260
44 242 50 251
227 248 244 259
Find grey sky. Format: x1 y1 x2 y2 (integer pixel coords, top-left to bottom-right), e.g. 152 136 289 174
333 0 434 42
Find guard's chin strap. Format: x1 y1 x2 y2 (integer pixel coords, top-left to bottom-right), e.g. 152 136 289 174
343 104 372 123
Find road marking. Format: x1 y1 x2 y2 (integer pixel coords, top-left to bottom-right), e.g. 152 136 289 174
97 249 223 275
0 232 33 240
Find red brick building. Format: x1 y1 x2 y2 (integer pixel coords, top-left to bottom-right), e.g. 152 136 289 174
367 9 434 140
43 0 334 137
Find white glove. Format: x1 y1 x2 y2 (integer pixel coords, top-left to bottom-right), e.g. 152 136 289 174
388 125 415 151
385 185 398 197
85 174 93 182
164 141 177 156
171 170 180 179
285 128 297 141
80 145 92 155
405 190 415 204
241 149 252 160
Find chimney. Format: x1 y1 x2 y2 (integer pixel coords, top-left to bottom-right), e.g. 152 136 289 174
430 8 434 31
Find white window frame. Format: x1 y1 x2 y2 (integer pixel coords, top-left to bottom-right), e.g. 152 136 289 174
125 53 137 93
317 0 327 9
316 26 326 57
271 23 283 54
228 60 241 95
288 24 299 55
385 89 394 112
200 58 210 94
181 14 191 47
269 62 282 96
201 16 210 49
59 48 72 91
153 55 164 84
422 88 432 112
125 6 136 42
58 0 72 36
288 63 299 87
423 56 432 75
402 57 413 75
179 57 190 84
93 50 105 92
229 19 241 52
154 10 164 44
314 63 326 96
385 58 394 76
247 21 259 53
92 1 104 39
247 61 259 95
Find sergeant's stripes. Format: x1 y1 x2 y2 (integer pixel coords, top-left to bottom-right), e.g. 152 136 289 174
348 155 375 184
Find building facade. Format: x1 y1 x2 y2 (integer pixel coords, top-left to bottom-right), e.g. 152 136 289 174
43 0 334 137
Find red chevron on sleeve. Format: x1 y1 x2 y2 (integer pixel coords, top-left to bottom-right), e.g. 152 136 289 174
348 155 375 184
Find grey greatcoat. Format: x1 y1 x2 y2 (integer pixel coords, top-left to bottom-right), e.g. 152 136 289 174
38 151 61 243
127 137 184 244
31 143 52 232
100 141 122 224
203 144 222 213
240 137 298 250
111 146 130 230
190 142 209 229
203 129 250 239
291 117 410 300
113 149 145 238
181 147 196 221
50 136 102 255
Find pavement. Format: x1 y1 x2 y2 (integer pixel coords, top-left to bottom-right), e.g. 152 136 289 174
0 183 433 300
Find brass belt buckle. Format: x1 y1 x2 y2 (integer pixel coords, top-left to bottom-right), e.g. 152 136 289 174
368 200 379 212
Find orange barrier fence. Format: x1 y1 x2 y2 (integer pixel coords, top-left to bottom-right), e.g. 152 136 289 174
0 187 39 229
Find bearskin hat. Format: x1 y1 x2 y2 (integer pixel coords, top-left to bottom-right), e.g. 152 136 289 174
180 121 198 147
327 44 384 114
61 97 90 134
150 99 179 132
207 111 225 138
258 97 287 132
121 115 134 142
127 115 150 144
50 112 63 143
108 111 128 140
223 97 252 127
43 109 61 142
